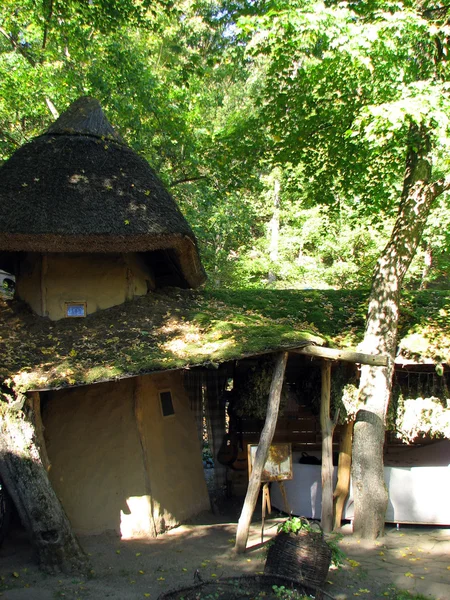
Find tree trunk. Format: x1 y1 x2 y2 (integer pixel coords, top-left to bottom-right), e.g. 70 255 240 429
0 391 89 574
419 243 432 290
235 352 288 553
333 420 353 531
320 360 335 533
269 177 280 263
268 173 280 283
352 123 449 539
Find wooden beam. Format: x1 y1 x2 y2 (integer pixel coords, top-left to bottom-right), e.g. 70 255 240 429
333 420 354 530
320 361 335 533
292 345 388 366
234 351 288 554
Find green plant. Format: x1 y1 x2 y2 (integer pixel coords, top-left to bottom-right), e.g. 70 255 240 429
383 589 435 600
325 533 346 569
271 585 310 600
276 516 312 535
276 517 346 569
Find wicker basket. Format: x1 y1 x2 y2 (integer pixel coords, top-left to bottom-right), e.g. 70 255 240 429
264 528 332 589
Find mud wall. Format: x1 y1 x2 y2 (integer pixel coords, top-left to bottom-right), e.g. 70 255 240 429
42 372 209 537
16 252 148 320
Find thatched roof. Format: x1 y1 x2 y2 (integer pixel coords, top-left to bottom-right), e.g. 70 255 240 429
0 97 206 288
0 288 447 393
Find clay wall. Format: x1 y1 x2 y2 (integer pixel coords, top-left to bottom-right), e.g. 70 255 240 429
42 372 209 537
16 252 149 320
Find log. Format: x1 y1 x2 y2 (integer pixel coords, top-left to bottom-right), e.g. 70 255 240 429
234 352 288 553
292 345 387 366
320 361 335 533
333 420 354 530
29 392 51 472
0 392 89 574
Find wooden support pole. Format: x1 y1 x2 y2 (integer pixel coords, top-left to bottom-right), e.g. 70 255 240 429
333 420 354 530
261 483 271 543
292 345 387 366
234 352 288 554
320 360 335 533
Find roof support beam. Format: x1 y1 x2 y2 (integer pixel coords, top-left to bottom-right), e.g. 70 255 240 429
234 351 288 553
292 345 388 366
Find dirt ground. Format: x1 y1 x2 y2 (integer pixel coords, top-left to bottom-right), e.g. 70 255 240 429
0 496 449 600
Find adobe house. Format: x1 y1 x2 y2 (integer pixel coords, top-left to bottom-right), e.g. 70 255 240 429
0 96 211 538
0 97 326 542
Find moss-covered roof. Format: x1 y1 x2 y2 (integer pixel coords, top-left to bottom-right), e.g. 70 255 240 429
208 289 450 364
0 289 324 392
0 288 448 393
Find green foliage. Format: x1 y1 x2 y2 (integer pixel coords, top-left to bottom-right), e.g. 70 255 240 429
1 0 450 291
237 0 450 209
233 355 288 419
271 585 310 600
326 534 347 569
388 391 450 441
277 516 312 535
382 589 436 600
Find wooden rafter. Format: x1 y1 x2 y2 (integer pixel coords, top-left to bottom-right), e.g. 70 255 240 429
292 345 388 366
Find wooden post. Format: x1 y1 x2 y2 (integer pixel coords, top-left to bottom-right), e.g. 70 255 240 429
261 483 271 543
234 352 288 554
333 420 354 530
278 481 290 514
320 360 335 533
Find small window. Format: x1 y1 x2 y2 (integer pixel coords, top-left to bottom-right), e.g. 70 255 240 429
65 302 87 318
160 390 175 417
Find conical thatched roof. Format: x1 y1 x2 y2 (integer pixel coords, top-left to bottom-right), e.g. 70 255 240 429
0 97 206 288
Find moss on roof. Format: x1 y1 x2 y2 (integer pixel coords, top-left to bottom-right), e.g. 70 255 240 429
0 289 323 392
1 288 448 393
207 288 450 364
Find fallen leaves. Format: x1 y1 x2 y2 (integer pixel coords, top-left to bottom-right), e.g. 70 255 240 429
347 559 360 568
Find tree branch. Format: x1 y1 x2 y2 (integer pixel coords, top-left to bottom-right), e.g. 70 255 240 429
0 26 36 67
430 174 450 197
0 130 22 149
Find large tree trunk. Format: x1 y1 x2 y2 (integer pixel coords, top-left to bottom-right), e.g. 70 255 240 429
235 352 288 553
352 123 449 539
0 391 89 573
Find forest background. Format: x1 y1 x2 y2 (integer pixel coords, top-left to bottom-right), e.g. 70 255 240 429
1 0 449 292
